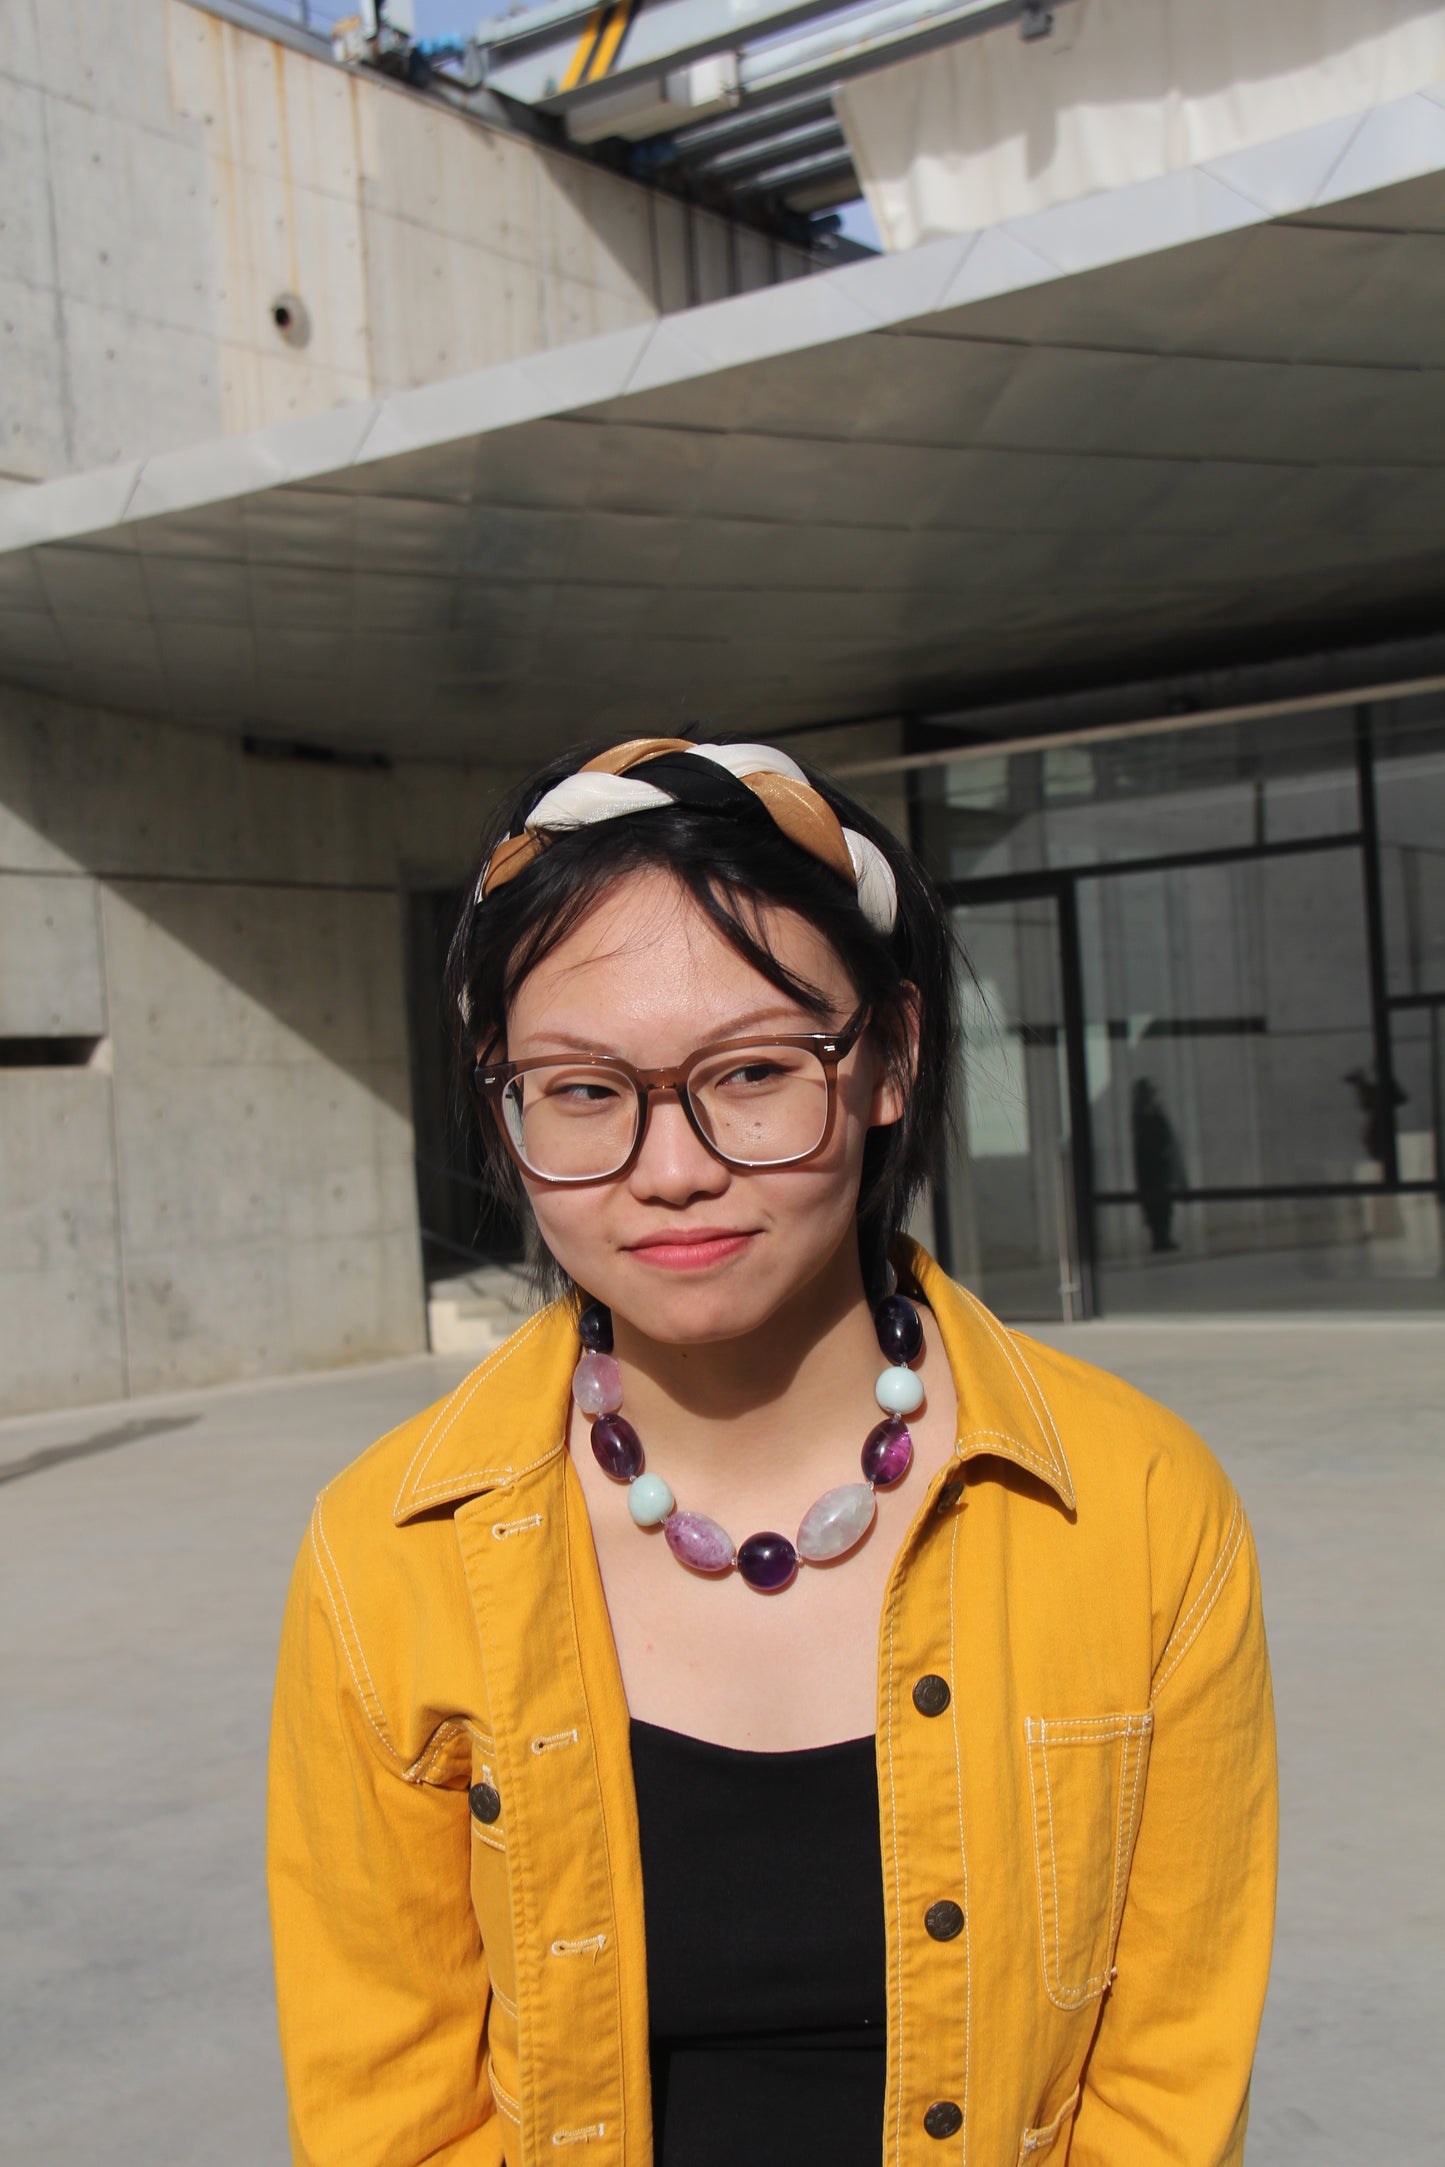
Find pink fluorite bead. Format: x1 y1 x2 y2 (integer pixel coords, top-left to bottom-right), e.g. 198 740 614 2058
797 1482 877 1563
664 1511 735 1574
572 1351 623 1416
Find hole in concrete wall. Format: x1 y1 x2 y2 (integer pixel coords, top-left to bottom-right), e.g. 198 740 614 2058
271 291 312 348
0 1035 106 1068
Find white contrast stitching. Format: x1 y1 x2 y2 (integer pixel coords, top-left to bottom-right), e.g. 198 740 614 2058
1024 1715 1154 2010
488 2067 521 2119
550 1934 608 1958
392 1308 551 1516
471 1822 506 1854
955 1426 1070 1492
490 1982 518 2021
308 1503 402 1767
531 1728 580 1755
405 1719 469 1783
956 1289 1075 1498
1017 2084 1081 2160
1153 1498 1245 1696
492 1513 543 1540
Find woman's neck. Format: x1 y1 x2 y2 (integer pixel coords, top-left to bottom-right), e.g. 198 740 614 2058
605 1245 912 1492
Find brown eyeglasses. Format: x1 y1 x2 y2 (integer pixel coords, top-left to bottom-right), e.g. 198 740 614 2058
475 1006 871 1186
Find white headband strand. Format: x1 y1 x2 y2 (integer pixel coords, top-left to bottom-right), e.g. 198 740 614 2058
478 744 898 934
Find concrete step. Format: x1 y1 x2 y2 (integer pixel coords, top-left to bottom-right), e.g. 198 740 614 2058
426 1265 538 1355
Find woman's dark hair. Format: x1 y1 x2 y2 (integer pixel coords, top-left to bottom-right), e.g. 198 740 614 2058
444 737 960 1306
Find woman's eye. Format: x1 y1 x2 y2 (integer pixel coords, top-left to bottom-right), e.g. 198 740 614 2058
717 1061 785 1088
549 1080 619 1105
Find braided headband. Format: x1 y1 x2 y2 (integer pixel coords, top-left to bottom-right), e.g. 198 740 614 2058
477 738 898 935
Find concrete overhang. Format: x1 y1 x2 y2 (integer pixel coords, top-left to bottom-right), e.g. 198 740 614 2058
6 88 1445 762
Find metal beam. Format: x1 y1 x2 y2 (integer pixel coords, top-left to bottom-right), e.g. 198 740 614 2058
696 114 846 178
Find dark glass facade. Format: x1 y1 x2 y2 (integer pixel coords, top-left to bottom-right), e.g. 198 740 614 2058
914 696 1445 1318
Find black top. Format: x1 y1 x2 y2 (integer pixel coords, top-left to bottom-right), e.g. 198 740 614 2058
629 1718 887 2167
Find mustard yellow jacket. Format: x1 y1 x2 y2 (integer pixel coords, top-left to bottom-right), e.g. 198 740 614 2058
268 1242 1276 2167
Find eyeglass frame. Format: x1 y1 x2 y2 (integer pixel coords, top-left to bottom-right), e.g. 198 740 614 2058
473 1003 873 1187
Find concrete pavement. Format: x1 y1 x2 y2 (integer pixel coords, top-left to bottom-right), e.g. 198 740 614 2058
1 1318 1440 2164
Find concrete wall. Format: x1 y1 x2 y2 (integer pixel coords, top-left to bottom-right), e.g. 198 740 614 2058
0 682 524 1415
0 0 813 486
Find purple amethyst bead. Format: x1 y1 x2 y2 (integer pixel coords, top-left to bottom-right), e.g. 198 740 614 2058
578 1302 613 1353
736 1530 798 1592
873 1293 923 1366
591 1414 643 1482
861 1416 914 1488
664 1511 736 1574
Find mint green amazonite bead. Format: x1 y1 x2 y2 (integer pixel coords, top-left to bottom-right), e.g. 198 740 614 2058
627 1472 675 1527
875 1363 925 1415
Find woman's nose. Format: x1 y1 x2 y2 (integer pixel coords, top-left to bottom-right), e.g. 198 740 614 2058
626 1089 730 1203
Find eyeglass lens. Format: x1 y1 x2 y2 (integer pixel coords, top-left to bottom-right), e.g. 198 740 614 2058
501 1045 833 1178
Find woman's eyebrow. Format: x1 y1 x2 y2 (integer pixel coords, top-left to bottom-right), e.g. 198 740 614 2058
515 1005 827 1053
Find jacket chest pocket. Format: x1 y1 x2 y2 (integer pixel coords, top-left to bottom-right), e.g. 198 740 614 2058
1024 1711 1153 2011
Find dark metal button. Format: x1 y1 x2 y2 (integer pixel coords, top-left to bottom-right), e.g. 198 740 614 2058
912 1673 951 1717
925 1899 964 1941
924 2100 963 2139
935 1479 964 1513
469 1782 502 1824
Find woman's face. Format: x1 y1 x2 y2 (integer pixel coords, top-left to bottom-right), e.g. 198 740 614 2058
501 868 907 1345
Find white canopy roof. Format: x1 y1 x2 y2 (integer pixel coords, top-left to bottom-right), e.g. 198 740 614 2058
3 86 1445 762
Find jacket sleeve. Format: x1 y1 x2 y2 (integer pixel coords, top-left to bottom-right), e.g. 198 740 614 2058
267 1507 504 2167
1071 1498 1278 2166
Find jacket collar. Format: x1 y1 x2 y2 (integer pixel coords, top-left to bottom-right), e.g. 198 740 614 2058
896 1238 1075 1510
393 1239 1073 1527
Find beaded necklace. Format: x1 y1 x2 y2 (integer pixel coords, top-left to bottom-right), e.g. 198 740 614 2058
571 1293 926 1593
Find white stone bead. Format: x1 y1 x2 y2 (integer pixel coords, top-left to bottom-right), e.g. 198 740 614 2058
797 1482 877 1563
875 1364 925 1415
627 1472 675 1527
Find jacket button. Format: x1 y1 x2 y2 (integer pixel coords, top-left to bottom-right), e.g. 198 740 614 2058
469 1782 502 1824
925 1899 964 1941
924 2100 963 2139
912 1673 951 1717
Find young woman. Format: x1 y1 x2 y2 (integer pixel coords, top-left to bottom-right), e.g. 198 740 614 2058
268 737 1277 2167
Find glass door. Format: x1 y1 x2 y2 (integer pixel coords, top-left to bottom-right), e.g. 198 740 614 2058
940 894 1086 1321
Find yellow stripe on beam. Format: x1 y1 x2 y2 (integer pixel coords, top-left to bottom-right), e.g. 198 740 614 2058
586 0 641 82
560 6 608 91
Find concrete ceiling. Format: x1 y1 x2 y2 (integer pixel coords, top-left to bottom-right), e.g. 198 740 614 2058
5 87 1445 762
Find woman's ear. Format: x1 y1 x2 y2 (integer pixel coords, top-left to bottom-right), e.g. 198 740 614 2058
867 983 922 1129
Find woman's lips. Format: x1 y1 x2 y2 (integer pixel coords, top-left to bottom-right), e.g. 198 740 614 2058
624 1231 756 1271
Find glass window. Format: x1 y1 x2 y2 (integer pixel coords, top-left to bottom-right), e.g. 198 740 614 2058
1079 848 1377 1201
1373 697 1445 998
916 705 1358 881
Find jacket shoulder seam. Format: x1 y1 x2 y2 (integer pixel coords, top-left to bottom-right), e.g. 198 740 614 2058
309 1491 405 1769
1152 1493 1246 1698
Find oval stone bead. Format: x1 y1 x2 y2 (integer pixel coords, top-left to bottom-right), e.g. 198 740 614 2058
664 1510 735 1574
627 1472 675 1527
577 1302 613 1353
874 1293 924 1366
736 1530 798 1592
572 1351 623 1416
797 1482 876 1563
861 1415 914 1488
875 1363 925 1416
591 1413 643 1482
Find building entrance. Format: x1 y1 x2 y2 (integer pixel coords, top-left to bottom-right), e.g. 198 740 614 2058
917 696 1445 1318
